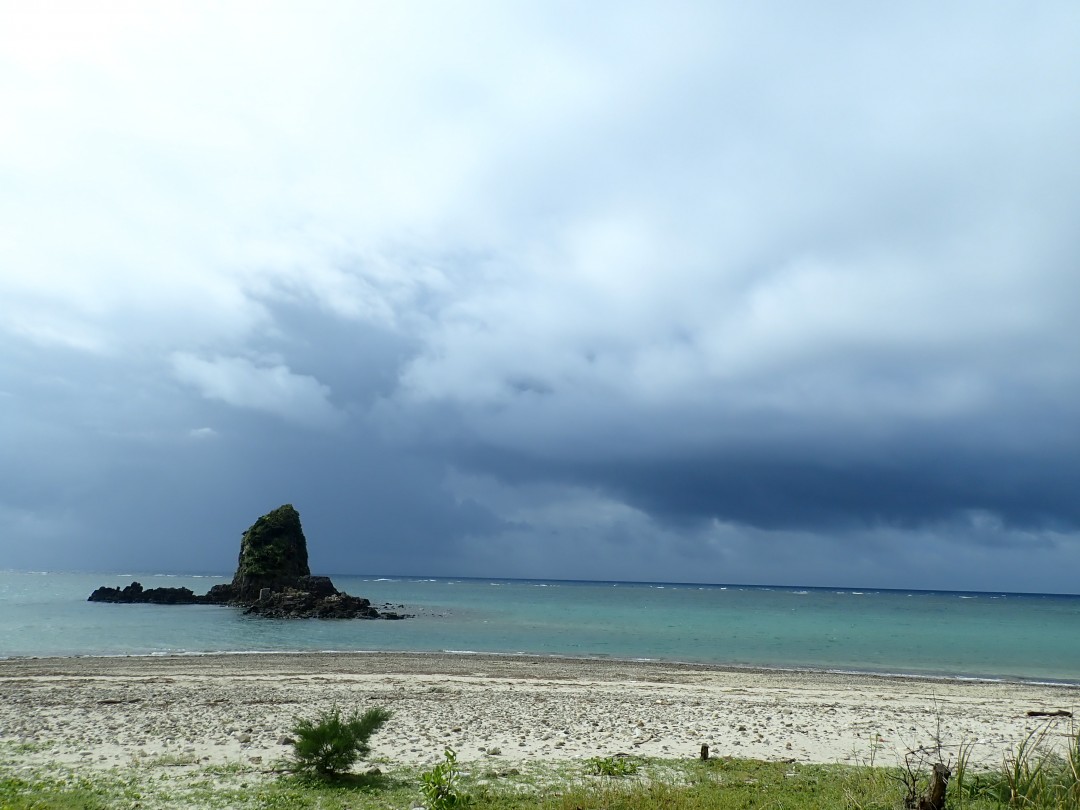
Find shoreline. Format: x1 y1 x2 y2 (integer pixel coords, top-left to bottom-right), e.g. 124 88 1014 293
3 647 1079 689
3 651 1078 773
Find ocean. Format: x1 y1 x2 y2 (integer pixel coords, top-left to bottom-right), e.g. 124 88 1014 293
2 570 1078 684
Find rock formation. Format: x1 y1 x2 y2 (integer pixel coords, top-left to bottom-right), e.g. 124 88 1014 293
202 504 312 604
88 504 408 620
87 582 198 604
242 575 387 619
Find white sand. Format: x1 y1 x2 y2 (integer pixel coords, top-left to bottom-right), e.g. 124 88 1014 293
1 652 1076 773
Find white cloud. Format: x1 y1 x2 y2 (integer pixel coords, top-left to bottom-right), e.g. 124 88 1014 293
171 353 341 428
4 1 1075 379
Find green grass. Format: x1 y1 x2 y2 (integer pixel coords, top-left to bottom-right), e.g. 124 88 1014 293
0 756 993 810
5 727 1080 810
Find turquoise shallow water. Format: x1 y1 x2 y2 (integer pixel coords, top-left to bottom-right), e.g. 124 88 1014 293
2 570 1079 684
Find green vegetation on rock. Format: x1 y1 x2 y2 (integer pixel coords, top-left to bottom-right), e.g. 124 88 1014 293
231 504 311 597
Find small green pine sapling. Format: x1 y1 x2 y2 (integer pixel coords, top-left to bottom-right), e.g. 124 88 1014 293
290 706 391 777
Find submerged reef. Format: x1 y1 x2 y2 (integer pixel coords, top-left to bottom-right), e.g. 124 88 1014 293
88 504 408 619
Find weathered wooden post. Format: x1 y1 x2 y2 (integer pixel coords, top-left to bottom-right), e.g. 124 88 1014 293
918 762 950 810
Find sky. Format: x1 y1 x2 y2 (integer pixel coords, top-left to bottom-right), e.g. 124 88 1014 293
2 2 1079 592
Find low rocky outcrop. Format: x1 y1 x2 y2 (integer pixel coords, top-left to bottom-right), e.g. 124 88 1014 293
88 505 409 620
87 582 198 605
243 581 380 619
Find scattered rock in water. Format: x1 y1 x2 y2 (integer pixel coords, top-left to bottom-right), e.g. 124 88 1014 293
87 582 197 604
88 504 412 620
243 583 381 619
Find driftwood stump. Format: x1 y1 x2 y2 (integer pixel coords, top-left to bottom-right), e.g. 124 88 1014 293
916 762 950 810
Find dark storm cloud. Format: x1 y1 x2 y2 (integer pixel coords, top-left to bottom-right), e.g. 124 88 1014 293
559 447 1080 534
420 402 1080 536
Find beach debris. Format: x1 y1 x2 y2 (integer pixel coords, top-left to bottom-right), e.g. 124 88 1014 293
901 751 951 810
1025 709 1073 717
918 762 950 810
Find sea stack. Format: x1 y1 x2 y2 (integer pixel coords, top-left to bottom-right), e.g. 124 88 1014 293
89 504 408 619
203 504 312 602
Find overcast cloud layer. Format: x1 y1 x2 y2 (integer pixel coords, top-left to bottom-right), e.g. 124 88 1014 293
2 1 1079 591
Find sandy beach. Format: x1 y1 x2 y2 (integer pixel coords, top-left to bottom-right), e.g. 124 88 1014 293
1 652 1077 774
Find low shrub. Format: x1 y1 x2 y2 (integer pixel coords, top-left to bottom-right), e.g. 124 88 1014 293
290 706 391 777
587 755 639 776
420 747 467 809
